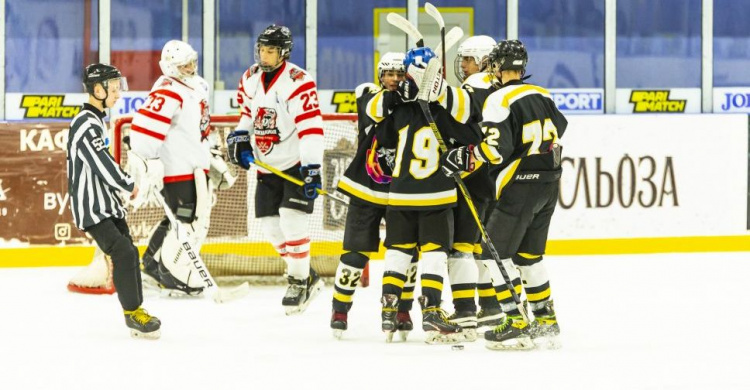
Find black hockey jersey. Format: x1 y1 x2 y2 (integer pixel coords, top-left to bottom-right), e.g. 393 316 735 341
475 80 568 198
336 88 401 207
378 102 478 210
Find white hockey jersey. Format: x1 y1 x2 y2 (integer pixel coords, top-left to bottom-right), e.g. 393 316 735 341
235 61 324 173
130 75 212 182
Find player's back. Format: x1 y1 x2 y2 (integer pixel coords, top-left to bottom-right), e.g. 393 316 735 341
379 102 471 210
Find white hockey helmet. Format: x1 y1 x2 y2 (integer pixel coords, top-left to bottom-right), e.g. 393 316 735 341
159 40 199 80
454 35 497 82
377 52 405 85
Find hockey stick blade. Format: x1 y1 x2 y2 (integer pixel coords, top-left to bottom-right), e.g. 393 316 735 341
424 3 445 29
434 26 464 59
424 3 446 77
386 12 424 47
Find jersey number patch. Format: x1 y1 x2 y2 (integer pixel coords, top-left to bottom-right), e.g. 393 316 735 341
522 118 559 156
301 91 319 111
392 126 440 179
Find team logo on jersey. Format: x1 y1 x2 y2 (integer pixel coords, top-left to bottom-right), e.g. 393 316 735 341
289 68 305 81
199 99 211 139
159 78 173 87
253 107 280 154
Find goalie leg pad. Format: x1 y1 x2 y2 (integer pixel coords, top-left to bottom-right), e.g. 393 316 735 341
158 221 207 293
279 208 311 280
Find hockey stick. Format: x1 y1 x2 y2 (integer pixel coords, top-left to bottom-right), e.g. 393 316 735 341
153 189 250 303
416 58 531 324
434 26 464 59
386 12 424 48
424 3 446 78
251 159 350 207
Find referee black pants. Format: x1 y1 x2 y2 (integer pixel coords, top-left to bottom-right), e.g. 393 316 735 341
86 217 143 311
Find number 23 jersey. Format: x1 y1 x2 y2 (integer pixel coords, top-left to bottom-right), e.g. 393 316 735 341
235 62 324 173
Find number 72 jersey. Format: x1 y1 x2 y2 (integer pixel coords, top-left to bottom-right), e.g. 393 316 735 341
475 81 568 168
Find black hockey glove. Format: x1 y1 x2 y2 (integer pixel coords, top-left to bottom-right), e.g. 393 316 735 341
397 78 419 102
299 164 322 200
226 130 254 170
440 145 475 177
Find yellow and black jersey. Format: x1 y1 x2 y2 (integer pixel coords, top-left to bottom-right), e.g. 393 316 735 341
336 88 400 207
378 102 477 210
475 80 568 198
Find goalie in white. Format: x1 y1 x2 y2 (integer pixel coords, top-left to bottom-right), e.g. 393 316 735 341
129 39 235 297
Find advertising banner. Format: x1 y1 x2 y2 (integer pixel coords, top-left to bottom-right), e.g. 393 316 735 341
551 114 748 239
615 88 701 114
713 88 750 113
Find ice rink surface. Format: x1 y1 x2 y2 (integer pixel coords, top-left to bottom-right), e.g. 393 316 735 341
1 252 749 390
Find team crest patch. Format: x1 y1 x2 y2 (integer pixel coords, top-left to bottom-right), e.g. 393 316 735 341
289 68 305 81
254 107 280 154
159 78 173 87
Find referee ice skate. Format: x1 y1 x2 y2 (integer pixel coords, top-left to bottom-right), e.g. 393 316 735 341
67 63 161 339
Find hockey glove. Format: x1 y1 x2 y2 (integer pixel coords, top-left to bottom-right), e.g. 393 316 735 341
299 164 322 200
226 130 254 170
397 78 419 102
440 145 475 177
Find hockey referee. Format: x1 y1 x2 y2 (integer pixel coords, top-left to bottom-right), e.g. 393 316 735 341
66 63 161 339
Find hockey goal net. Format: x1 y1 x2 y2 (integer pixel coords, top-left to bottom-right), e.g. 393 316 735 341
68 113 364 292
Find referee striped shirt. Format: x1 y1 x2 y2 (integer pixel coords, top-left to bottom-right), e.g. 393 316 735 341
67 103 135 230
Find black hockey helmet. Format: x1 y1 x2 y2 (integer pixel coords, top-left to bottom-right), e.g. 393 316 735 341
257 24 293 58
489 39 528 73
82 63 128 94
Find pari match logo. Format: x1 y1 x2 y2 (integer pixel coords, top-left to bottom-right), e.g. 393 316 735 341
629 90 686 113
20 95 81 119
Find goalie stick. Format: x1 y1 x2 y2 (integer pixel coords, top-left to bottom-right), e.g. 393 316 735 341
424 2 446 77
416 58 532 324
153 185 250 304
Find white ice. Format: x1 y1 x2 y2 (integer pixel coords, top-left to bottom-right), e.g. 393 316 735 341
1 252 749 390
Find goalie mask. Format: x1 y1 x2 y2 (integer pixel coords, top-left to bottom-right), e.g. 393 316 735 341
490 39 528 83
454 35 496 82
160 40 199 83
83 63 128 108
255 24 293 72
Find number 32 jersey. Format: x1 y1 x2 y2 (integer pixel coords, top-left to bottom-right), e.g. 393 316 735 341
130 75 212 181
235 61 324 173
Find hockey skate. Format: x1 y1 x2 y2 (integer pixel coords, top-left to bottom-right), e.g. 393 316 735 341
484 316 534 350
282 269 324 315
331 311 347 340
396 311 413 342
381 294 399 343
124 307 161 340
530 300 561 349
448 310 478 342
418 296 463 345
477 307 505 336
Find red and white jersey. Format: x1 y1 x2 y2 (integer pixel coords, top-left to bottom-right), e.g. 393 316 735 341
235 61 324 173
130 75 212 182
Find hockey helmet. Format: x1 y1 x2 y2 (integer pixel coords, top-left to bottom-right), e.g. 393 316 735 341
454 35 496 82
403 47 437 72
489 39 528 74
255 24 293 71
82 63 128 94
377 52 406 85
160 40 199 81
